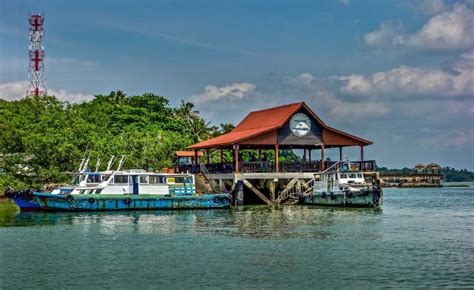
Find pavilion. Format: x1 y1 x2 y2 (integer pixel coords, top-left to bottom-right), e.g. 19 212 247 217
184 102 377 204
187 102 374 173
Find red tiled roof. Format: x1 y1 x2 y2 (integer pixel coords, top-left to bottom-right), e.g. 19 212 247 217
189 103 307 149
188 102 371 149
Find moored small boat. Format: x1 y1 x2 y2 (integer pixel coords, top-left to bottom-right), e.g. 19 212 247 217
300 162 383 208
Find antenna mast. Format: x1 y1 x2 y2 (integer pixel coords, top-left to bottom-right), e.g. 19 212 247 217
27 13 47 97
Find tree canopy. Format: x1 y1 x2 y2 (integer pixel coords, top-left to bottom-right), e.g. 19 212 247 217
0 92 221 190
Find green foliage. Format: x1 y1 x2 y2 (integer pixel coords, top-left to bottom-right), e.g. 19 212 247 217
377 166 474 182
0 92 225 191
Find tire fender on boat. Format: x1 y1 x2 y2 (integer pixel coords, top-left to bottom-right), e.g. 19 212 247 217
213 196 222 204
220 196 230 204
124 197 132 205
88 198 95 205
65 195 74 203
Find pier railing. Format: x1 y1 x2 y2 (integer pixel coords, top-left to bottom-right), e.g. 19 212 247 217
175 160 377 174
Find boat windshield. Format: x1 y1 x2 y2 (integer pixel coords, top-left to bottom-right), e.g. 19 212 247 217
86 174 102 183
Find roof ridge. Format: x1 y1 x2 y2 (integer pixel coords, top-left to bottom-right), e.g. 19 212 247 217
233 125 278 132
247 102 303 114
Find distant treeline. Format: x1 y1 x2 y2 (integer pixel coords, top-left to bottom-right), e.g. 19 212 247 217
377 167 474 182
0 92 298 191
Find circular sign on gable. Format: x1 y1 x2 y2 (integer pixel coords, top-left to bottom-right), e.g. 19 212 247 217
290 113 311 137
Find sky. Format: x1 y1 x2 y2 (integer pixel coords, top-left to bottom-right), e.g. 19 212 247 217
0 0 473 170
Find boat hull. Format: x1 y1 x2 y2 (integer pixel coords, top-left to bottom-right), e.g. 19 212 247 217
11 192 232 212
302 187 383 208
4 189 42 211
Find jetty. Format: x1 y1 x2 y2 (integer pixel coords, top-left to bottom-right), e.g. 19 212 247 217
176 102 379 205
379 163 443 187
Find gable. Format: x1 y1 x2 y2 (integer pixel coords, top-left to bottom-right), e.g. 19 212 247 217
277 107 323 145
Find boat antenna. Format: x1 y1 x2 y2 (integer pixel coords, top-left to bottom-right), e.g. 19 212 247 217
116 155 126 171
82 154 91 172
77 157 85 172
95 157 101 172
106 155 116 171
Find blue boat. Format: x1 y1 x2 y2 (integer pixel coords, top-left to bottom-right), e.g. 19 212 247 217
5 189 42 211
7 191 231 211
6 157 232 211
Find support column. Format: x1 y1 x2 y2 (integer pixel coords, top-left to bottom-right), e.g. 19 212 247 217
339 147 343 161
206 149 210 164
268 180 276 203
194 149 199 166
303 148 307 162
360 146 364 171
275 144 279 172
258 148 262 161
220 148 223 163
320 144 325 171
235 180 244 206
234 144 239 173
309 149 312 162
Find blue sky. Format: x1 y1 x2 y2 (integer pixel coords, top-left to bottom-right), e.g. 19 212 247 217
1 0 473 169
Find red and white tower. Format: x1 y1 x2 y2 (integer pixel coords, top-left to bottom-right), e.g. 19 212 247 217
27 13 47 97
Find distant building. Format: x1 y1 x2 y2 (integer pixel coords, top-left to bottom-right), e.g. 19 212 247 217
414 163 441 175
174 151 203 171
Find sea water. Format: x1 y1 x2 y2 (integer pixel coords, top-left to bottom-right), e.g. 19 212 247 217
0 185 473 288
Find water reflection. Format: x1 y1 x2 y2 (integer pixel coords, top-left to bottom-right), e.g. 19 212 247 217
1 200 382 240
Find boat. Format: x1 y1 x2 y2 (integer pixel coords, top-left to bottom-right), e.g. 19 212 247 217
299 161 383 208
6 156 232 211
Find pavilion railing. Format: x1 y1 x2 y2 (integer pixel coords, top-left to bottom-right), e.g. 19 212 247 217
175 160 377 174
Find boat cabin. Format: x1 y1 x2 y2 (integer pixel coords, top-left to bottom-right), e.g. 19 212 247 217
65 170 196 196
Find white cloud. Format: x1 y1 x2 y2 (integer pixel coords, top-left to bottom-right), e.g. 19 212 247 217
0 80 93 103
365 3 474 50
364 21 404 48
419 0 447 15
311 90 390 119
191 82 256 104
338 50 474 98
419 130 474 146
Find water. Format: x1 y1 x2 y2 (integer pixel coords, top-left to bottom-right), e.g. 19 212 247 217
1 186 473 288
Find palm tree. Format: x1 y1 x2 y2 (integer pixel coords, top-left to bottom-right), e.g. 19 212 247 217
175 100 199 122
189 118 217 143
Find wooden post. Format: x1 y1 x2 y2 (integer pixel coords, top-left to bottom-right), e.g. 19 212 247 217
235 180 244 206
206 149 210 164
268 180 276 202
339 147 343 161
320 144 325 171
234 144 239 173
219 179 225 192
303 148 306 162
309 149 312 162
194 149 199 166
220 148 223 163
360 146 364 171
258 148 262 161
275 144 279 172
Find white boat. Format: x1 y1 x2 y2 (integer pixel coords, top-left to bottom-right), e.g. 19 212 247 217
300 161 383 208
